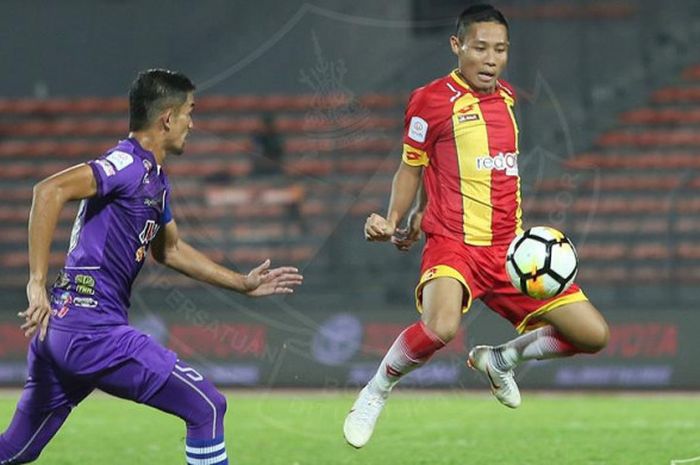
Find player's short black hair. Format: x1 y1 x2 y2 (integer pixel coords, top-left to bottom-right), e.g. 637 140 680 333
455 4 509 42
129 69 195 131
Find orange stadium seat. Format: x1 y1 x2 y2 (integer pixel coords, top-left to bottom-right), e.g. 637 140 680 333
565 152 700 170
651 86 700 103
682 64 700 81
597 130 700 147
619 108 700 125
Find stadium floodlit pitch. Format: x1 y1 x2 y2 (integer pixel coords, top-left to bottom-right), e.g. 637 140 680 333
1 391 698 464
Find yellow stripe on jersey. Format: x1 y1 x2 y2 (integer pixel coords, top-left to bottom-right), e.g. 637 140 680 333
452 93 493 246
501 88 523 234
402 143 429 167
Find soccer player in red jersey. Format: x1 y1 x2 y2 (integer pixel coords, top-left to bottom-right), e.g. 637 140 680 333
344 4 609 448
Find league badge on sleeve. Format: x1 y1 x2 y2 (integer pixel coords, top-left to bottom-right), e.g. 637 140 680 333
105 151 134 171
408 116 428 143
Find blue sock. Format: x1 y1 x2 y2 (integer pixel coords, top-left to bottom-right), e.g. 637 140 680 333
185 436 228 465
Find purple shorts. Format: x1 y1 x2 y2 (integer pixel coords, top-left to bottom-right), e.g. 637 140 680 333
18 325 177 414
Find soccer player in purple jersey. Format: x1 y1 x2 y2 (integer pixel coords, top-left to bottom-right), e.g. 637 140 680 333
0 69 303 465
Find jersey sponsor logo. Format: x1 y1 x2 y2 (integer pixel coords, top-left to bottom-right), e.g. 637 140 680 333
51 292 72 318
73 296 99 308
95 159 116 177
53 270 70 290
75 274 96 295
475 152 519 176
458 113 480 123
105 151 134 171
143 195 164 212
408 116 428 143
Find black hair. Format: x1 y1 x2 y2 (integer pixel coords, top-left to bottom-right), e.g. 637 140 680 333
129 69 195 131
455 4 509 42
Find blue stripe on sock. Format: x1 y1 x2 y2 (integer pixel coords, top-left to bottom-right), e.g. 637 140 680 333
187 449 226 460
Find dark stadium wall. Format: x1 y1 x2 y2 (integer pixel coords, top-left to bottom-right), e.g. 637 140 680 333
1 0 697 154
1 0 700 389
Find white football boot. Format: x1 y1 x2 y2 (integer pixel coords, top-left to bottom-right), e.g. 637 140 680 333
343 383 388 448
467 345 521 409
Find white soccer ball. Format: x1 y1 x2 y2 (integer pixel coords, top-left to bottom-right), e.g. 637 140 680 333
505 226 578 300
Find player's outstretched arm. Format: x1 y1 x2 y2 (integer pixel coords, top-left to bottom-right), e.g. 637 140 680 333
365 161 422 242
151 220 303 297
21 164 97 340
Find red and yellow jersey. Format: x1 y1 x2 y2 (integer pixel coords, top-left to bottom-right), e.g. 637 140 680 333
402 70 522 246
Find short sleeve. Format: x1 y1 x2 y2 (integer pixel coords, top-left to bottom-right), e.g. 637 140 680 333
402 89 433 167
88 150 143 198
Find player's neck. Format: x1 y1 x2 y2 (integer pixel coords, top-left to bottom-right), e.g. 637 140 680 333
455 69 497 95
128 132 166 165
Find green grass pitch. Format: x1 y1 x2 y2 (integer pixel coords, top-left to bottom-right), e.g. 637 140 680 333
1 391 698 464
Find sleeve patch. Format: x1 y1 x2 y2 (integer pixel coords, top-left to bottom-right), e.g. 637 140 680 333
408 116 428 143
402 144 429 167
105 151 134 171
95 159 116 176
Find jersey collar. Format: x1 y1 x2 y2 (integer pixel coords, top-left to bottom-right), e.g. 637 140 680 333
450 69 503 96
126 137 159 172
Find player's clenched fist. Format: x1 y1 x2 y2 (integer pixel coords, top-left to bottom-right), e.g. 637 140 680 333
364 213 396 241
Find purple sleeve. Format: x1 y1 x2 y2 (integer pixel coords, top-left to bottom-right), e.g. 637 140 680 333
88 150 143 198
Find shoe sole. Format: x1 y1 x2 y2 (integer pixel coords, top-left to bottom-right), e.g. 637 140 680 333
343 410 366 449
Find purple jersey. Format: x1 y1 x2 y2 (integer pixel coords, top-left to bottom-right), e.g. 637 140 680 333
49 138 173 330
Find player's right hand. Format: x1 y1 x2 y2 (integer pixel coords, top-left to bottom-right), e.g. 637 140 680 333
364 213 396 242
19 280 51 341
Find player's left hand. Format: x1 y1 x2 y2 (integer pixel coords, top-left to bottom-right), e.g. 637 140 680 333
19 279 52 341
392 210 423 251
243 259 304 297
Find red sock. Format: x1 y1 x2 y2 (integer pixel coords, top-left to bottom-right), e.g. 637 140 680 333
371 321 445 392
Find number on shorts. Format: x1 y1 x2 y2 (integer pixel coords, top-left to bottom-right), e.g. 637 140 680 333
175 363 204 382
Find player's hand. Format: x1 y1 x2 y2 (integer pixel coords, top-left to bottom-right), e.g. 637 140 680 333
19 280 51 341
392 210 423 251
364 213 396 242
243 259 304 297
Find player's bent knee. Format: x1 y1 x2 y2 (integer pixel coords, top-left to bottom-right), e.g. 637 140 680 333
212 389 228 418
576 321 610 353
188 387 228 431
423 317 459 343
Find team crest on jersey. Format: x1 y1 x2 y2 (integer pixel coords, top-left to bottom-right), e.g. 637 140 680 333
137 220 160 262
142 159 153 184
139 220 160 245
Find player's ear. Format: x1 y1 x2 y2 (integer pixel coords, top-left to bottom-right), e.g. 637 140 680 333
449 35 461 56
161 109 173 132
